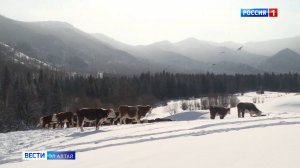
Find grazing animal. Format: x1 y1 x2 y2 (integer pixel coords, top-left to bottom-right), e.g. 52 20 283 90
209 106 230 119
76 108 116 132
37 114 58 129
119 105 152 124
237 102 262 118
56 112 74 128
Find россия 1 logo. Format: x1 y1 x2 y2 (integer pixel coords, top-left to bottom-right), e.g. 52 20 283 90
241 8 278 17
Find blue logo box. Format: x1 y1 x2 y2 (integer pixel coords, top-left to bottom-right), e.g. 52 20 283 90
47 151 76 160
241 8 269 17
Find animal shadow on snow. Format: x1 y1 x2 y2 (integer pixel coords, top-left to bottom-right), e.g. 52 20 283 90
34 129 109 150
68 129 108 137
166 111 208 121
74 120 300 153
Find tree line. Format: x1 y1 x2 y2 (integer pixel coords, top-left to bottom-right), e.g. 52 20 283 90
1 63 300 132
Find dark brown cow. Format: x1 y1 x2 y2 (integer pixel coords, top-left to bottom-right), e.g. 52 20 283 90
37 114 58 129
119 105 152 124
209 106 230 119
76 108 116 132
56 112 74 128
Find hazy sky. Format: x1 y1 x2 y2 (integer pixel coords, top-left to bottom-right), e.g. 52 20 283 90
0 0 300 45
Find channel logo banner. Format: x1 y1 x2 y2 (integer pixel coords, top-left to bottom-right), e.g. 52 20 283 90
23 151 76 160
241 8 278 17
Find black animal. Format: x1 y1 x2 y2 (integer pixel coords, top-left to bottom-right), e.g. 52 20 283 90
76 108 116 132
209 106 230 119
237 102 262 118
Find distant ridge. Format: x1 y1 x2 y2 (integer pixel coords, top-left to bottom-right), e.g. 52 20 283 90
1 14 300 74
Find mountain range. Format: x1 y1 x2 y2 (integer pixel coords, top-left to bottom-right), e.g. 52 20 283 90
1 14 300 75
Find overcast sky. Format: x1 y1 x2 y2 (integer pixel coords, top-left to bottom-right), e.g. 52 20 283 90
0 0 299 45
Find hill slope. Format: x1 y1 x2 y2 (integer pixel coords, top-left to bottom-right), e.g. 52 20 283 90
92 34 207 73
244 35 300 56
0 41 54 70
93 35 264 74
173 38 265 65
0 15 154 74
258 48 300 73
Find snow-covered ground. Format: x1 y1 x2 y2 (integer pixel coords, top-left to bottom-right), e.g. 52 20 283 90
1 92 300 168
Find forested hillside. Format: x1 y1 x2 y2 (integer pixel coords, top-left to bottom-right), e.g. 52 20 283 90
1 61 300 132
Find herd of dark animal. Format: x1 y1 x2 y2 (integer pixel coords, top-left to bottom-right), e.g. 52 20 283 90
37 105 166 132
37 102 263 132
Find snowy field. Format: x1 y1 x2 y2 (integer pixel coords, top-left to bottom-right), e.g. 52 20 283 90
0 92 300 168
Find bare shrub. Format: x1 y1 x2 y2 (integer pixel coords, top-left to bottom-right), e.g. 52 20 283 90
252 97 257 103
229 95 239 107
195 100 201 110
201 98 209 110
166 101 179 115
